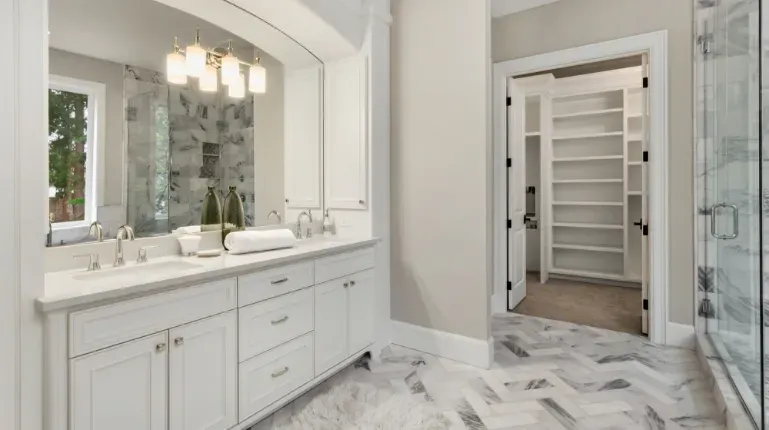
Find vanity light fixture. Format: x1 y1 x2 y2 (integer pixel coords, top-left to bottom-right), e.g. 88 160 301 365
166 37 188 85
166 31 268 98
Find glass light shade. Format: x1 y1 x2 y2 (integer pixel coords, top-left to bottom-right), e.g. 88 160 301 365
199 64 218 92
248 63 266 93
185 44 207 77
221 54 240 85
228 73 245 98
166 52 187 85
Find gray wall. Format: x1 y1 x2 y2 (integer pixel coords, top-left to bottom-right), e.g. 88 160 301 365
391 0 491 340
49 48 124 207
492 0 694 325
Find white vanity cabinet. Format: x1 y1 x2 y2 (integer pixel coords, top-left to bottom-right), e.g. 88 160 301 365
46 242 379 430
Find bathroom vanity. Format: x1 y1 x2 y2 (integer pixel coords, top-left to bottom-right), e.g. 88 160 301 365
38 238 380 430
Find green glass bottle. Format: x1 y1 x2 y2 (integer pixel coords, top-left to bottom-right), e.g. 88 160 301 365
222 185 245 249
200 186 222 232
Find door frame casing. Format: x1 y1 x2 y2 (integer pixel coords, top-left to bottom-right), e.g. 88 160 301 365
491 30 670 345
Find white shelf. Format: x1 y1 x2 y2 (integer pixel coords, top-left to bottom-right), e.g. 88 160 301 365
552 108 623 120
552 201 623 207
552 131 624 141
628 191 643 196
525 132 541 137
628 161 642 166
553 155 623 162
552 223 623 230
628 135 642 141
553 243 624 254
550 268 629 282
552 179 622 184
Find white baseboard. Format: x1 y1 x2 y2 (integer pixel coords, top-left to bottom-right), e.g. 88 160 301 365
390 320 493 369
666 322 695 349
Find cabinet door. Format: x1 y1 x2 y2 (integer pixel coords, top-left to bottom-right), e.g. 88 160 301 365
314 278 348 375
325 55 368 210
71 332 168 430
169 311 237 430
347 269 376 354
284 65 323 209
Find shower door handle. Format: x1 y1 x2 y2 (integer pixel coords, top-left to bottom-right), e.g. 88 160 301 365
710 203 739 240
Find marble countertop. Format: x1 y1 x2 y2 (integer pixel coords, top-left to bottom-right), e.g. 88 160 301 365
38 237 379 312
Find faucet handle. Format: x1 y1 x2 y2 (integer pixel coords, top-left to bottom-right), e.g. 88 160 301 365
73 254 101 271
137 245 159 264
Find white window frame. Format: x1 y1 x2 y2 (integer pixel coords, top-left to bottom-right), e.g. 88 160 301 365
47 74 105 231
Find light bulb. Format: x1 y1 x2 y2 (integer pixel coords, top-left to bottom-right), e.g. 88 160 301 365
185 44 206 77
228 73 245 98
199 63 218 92
248 61 266 93
221 54 240 86
166 51 187 85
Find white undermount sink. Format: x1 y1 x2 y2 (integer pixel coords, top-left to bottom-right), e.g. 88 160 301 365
72 261 203 281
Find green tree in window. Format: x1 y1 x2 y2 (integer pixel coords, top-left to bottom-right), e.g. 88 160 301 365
48 89 88 222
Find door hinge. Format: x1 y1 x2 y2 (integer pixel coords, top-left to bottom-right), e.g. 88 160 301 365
506 158 512 168
642 151 649 162
507 281 512 291
507 219 512 229
506 96 512 106
642 299 648 310
642 77 649 89
643 225 649 236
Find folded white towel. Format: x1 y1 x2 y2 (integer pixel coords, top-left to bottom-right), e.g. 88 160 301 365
174 225 202 234
225 229 297 255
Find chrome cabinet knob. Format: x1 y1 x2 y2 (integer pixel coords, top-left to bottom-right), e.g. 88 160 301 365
174 337 184 346
156 343 167 352
350 280 356 286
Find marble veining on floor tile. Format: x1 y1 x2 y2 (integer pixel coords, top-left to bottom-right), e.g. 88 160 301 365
251 314 725 430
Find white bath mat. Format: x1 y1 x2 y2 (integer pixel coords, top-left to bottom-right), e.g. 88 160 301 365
270 379 449 430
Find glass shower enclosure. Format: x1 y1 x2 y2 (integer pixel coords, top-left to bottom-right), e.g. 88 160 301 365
695 0 765 427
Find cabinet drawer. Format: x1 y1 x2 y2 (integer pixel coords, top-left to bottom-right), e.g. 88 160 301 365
238 261 314 307
69 279 236 357
239 288 313 361
314 247 375 284
239 333 314 422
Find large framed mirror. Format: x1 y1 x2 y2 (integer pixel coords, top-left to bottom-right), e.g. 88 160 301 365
47 0 323 246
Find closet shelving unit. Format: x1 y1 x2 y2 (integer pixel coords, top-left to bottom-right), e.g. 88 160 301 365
544 71 644 283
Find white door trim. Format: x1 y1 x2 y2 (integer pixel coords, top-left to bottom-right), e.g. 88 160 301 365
491 30 670 346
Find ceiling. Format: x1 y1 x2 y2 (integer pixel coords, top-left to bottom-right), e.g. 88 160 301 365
49 0 263 72
491 0 562 18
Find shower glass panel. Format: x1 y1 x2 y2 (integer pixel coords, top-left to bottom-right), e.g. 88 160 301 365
696 0 764 426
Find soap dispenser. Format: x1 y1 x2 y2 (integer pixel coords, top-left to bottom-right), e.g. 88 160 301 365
200 186 222 232
222 186 245 249
322 209 335 238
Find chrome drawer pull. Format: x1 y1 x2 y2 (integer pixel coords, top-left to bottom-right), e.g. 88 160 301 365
271 278 289 285
271 315 289 325
271 366 289 378
156 343 166 353
174 337 184 346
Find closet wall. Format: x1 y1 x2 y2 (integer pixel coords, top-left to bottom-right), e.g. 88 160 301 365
516 65 646 285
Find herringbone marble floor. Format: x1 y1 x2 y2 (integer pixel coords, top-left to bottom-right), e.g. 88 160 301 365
254 314 725 429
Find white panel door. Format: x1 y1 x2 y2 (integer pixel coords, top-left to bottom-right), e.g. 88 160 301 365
169 311 237 430
640 54 650 335
314 278 348 375
71 332 168 430
507 78 527 311
325 55 368 210
284 65 323 209
347 269 375 354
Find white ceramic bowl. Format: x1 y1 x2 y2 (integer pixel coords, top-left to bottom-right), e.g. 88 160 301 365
177 235 202 256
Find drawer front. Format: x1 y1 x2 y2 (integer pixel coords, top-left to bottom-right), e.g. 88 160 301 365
314 247 375 284
238 261 314 307
238 333 314 422
70 279 236 357
238 288 313 361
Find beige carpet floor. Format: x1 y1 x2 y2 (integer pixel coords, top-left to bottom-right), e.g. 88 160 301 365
513 273 643 335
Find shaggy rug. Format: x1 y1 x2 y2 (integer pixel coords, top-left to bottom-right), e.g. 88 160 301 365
270 379 449 430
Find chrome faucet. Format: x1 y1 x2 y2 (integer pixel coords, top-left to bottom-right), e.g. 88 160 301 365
268 210 282 224
89 221 104 242
296 211 313 239
114 225 135 267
